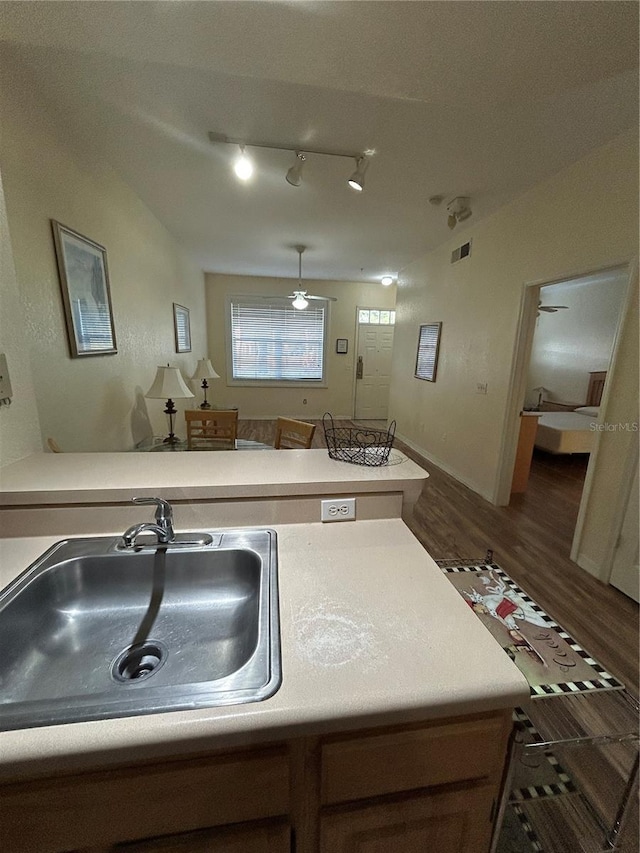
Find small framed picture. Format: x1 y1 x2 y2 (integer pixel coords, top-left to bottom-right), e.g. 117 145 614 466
51 221 117 358
336 338 348 354
173 303 191 353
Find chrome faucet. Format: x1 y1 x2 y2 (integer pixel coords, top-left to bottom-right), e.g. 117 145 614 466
121 496 214 548
122 497 176 548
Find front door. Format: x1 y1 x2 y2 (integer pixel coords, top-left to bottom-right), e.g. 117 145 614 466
355 322 394 420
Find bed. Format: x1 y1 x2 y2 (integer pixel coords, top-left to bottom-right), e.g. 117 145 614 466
534 371 605 455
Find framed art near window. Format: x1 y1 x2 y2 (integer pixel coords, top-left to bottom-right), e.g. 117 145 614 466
336 338 348 354
51 221 117 357
415 322 442 382
173 303 191 353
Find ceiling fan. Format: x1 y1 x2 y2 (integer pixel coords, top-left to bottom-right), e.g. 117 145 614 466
288 245 337 310
538 301 568 315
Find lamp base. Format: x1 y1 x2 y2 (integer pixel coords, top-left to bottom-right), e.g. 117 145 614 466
199 401 212 409
163 433 180 445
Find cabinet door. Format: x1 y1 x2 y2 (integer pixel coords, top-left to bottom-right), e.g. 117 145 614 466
320 787 495 853
109 819 290 852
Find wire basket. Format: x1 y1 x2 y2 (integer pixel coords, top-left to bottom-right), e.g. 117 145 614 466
322 413 396 467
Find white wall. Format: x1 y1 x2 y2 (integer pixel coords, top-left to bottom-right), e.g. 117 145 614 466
528 271 627 406
390 130 638 502
0 166 42 465
205 273 396 419
0 65 207 456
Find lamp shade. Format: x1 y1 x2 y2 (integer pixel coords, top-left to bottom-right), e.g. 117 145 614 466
145 366 194 400
192 358 220 382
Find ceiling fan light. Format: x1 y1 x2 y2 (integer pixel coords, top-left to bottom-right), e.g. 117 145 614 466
292 292 309 310
233 144 253 181
348 156 368 191
286 152 306 187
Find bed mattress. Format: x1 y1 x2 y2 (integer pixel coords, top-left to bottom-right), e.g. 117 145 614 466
535 411 597 454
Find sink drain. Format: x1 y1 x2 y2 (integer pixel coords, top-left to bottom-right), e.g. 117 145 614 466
111 641 167 683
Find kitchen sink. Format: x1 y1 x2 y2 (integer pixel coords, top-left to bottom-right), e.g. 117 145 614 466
0 529 280 731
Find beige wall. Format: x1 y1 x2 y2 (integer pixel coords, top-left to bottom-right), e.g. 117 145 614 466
0 166 42 465
390 130 638 504
205 273 396 419
0 69 207 456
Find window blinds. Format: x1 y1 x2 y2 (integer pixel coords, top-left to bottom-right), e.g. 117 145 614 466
230 299 326 381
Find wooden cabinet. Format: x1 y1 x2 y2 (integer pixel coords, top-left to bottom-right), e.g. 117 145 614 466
320 787 496 853
0 710 512 853
110 819 291 852
511 413 541 494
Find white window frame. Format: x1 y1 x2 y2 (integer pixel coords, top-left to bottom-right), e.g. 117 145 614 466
225 294 329 387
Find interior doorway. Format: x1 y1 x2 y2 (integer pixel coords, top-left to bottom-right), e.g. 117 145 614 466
354 307 395 420
497 262 634 588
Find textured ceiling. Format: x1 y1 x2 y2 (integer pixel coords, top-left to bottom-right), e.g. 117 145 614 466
0 1 637 282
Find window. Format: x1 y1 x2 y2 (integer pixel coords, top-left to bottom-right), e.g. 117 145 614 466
358 308 396 325
414 322 442 382
229 297 327 383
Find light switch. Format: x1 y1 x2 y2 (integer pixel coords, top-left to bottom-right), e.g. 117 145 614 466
0 353 13 402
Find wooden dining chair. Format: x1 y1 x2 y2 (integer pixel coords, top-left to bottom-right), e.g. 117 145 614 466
185 410 238 450
47 437 63 453
273 417 316 449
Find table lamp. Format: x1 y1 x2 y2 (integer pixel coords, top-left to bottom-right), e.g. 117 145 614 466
191 358 220 409
145 365 194 444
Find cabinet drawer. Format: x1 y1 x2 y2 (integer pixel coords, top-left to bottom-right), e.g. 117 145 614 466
321 714 508 804
0 747 290 853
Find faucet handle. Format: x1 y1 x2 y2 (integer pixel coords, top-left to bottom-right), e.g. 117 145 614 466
132 496 173 526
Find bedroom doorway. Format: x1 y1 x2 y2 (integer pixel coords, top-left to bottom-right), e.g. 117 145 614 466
496 261 634 580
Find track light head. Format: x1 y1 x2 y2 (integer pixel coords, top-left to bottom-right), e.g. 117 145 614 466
446 196 472 229
348 156 369 192
286 152 306 187
233 144 253 181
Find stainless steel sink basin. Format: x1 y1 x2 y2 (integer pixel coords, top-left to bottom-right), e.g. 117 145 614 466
0 529 280 731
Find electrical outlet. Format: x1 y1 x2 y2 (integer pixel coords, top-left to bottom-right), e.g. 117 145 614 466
321 497 356 522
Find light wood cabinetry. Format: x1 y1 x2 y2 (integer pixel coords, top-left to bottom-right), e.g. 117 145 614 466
511 413 541 494
110 819 291 852
320 787 496 853
0 711 512 853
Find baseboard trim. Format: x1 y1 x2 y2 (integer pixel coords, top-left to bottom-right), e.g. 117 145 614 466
394 430 494 503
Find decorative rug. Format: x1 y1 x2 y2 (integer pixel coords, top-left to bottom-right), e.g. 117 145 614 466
436 559 624 697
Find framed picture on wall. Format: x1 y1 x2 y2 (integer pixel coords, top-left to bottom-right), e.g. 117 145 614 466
336 338 348 354
173 303 191 352
51 220 117 358
414 322 442 382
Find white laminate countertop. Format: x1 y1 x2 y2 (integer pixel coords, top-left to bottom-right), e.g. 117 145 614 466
0 519 529 782
0 449 427 505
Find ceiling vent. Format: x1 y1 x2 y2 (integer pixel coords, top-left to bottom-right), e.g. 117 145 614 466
451 240 472 264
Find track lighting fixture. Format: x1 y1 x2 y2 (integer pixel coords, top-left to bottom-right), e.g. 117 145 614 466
233 144 253 181
209 132 372 192
348 156 369 192
286 152 306 187
446 196 472 229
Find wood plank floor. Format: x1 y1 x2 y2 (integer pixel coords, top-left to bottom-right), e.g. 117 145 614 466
237 419 638 697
